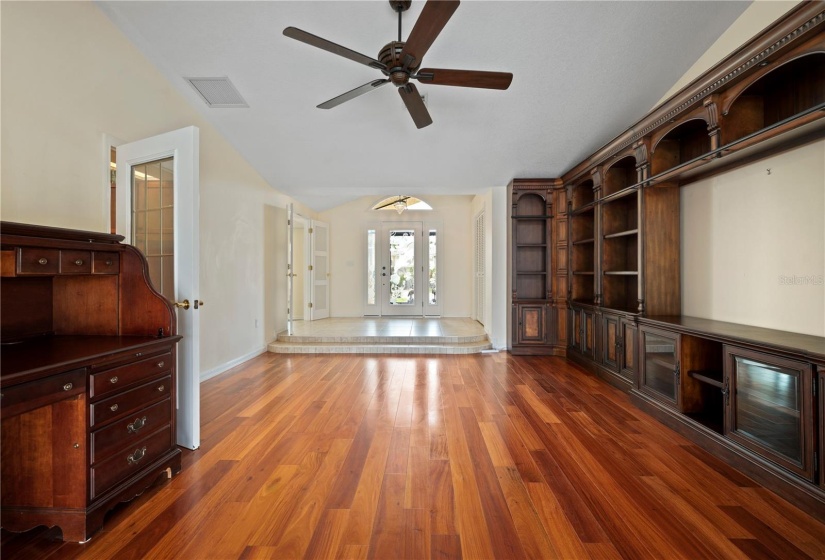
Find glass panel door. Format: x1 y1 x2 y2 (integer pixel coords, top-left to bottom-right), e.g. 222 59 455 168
725 347 813 480
131 157 174 302
640 327 679 408
381 222 421 316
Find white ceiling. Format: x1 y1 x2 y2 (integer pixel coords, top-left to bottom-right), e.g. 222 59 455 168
98 1 750 212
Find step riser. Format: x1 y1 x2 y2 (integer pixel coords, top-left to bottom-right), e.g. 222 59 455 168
277 335 488 344
268 344 493 355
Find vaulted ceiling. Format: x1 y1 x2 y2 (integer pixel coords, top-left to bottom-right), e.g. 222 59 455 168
98 1 750 211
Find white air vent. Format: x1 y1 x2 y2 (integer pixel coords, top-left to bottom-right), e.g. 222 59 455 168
185 77 248 108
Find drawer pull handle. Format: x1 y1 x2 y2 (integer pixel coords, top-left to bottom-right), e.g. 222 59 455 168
38 258 48 265
105 260 113 266
158 385 166 392
127 447 147 466
157 361 165 368
74 259 84 266
63 382 73 391
110 404 119 412
127 416 147 434
110 376 119 384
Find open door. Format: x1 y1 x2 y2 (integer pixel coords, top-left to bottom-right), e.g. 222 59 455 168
116 126 201 450
309 219 330 320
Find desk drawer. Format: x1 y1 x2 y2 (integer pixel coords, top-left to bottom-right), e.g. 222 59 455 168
91 352 172 399
91 398 171 464
60 250 92 274
90 376 171 428
17 248 60 275
90 426 173 499
92 252 120 274
1 369 86 419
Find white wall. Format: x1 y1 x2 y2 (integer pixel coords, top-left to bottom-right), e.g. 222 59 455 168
682 141 825 336
0 2 316 378
320 195 473 318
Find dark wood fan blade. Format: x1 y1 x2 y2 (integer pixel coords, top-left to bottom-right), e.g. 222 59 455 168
317 80 390 109
398 83 433 129
284 27 387 71
374 196 411 210
399 0 460 69
416 68 513 90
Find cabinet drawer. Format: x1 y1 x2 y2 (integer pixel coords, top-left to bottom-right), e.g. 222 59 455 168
90 376 171 428
1 369 86 419
91 399 171 464
93 252 120 274
60 250 92 274
91 352 172 399
90 426 173 499
17 248 60 275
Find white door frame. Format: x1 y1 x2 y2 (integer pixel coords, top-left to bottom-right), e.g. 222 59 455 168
115 126 201 450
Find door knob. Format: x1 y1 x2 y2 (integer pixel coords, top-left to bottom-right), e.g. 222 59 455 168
174 299 190 310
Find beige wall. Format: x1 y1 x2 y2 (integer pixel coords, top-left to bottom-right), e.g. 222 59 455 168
320 195 473 318
681 141 825 336
671 1 825 336
1 1 315 377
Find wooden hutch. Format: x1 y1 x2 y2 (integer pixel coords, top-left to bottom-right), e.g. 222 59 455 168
510 2 825 518
0 222 182 541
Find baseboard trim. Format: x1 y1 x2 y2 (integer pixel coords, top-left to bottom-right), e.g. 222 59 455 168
200 346 267 382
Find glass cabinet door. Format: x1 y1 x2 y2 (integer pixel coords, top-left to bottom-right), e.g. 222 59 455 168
640 327 679 408
725 347 813 481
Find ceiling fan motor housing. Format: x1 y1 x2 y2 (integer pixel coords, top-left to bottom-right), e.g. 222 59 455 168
380 41 418 85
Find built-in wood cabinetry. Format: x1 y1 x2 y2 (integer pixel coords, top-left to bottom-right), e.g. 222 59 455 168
0 222 182 541
555 2 825 519
510 179 566 355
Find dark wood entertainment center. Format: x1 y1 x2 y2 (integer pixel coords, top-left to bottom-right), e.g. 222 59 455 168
510 2 825 518
0 222 182 541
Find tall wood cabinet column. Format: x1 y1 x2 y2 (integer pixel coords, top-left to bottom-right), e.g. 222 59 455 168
509 178 565 355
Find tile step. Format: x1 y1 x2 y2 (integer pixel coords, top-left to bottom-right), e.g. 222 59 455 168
276 334 489 344
267 340 493 355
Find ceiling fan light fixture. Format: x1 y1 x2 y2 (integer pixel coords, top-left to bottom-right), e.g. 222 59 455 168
393 199 408 214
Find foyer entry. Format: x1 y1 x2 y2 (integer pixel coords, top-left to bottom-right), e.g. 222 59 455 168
366 222 441 316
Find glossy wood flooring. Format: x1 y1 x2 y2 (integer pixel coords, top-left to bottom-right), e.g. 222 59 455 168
4 353 825 559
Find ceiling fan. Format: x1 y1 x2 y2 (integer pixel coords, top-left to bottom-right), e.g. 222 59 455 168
283 0 513 129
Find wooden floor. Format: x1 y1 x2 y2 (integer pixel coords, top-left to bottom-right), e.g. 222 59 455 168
4 353 825 559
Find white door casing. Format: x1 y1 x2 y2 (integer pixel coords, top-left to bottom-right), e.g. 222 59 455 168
116 126 201 450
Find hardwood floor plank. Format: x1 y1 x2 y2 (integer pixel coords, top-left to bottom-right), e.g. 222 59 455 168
366 473 406 560
720 505 814 560
385 427 411 475
405 444 430 509
428 460 457 535
459 407 528 559
303 509 350 560
431 534 462 560
525 481 590 560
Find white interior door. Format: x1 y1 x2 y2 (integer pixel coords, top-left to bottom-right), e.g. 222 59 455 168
116 126 201 450
310 219 330 320
474 211 486 325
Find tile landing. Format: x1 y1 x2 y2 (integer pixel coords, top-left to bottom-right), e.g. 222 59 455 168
267 317 493 354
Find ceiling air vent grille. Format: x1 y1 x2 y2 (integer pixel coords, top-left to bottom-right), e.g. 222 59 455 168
185 77 249 108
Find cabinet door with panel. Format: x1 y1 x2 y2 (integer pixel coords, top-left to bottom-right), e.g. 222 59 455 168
515 303 548 346
818 366 824 490
619 318 638 381
639 326 680 409
724 346 814 482
569 305 596 359
601 312 621 372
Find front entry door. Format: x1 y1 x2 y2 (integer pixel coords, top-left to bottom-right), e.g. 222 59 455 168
116 126 201 450
381 222 423 316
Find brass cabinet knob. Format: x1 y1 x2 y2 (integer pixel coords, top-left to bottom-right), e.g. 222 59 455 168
158 385 165 392
74 259 84 266
38 258 48 265
110 376 119 384
157 361 165 368
110 404 119 412
63 383 73 391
